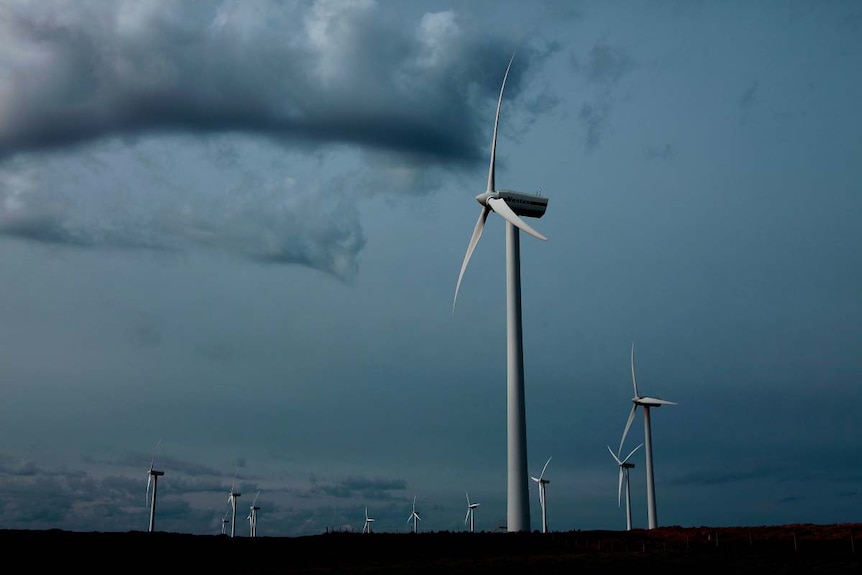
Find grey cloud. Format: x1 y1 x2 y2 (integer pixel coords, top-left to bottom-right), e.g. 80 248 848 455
0 1 552 279
0 1 538 167
646 143 676 160
0 143 368 279
572 39 634 151
309 475 408 500
579 102 608 151
582 40 635 85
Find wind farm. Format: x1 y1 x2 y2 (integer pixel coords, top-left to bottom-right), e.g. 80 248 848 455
1 2 860 572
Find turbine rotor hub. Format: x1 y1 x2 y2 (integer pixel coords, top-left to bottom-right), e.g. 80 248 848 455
476 191 497 205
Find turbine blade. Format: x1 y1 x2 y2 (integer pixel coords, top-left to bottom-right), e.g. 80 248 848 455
622 443 644 464
146 474 152 506
631 341 639 397
539 456 552 480
607 444 622 465
487 52 516 193
465 509 470 525
619 404 638 455
454 206 491 312
487 197 548 241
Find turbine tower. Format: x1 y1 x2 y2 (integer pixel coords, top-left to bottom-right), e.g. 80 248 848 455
407 496 421 534
145 442 164 533
464 492 480 533
362 507 374 534
228 481 242 538
453 52 549 533
607 443 643 531
247 490 261 537
619 341 677 529
530 457 551 533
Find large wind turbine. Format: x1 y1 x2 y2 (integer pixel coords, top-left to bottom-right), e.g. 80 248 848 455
530 457 552 533
453 52 549 533
145 442 164 533
464 492 480 533
619 341 677 530
407 496 421 534
228 480 242 538
607 443 643 531
362 507 374 534
247 490 261 537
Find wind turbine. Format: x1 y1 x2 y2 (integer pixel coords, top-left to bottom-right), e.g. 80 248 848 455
221 508 230 535
247 490 261 537
607 443 643 531
407 496 421 534
530 457 551 533
362 507 374 534
453 52 549 533
464 492 480 533
145 441 164 533
228 478 242 538
619 341 677 530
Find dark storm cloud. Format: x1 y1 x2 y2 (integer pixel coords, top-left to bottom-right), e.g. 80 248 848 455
0 1 550 279
0 1 538 167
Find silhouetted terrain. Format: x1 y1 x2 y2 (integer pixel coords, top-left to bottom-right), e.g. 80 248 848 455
4 523 860 574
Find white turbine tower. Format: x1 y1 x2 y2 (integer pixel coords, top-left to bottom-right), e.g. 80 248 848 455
619 341 677 530
607 443 643 531
407 496 421 534
145 441 164 533
228 480 242 538
453 52 549 533
247 490 261 538
362 507 374 534
530 457 552 533
464 492 480 533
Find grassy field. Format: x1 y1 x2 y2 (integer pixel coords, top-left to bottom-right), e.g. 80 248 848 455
4 523 860 574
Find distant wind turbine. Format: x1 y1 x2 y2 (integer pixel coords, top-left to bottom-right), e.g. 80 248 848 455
530 457 552 533
452 51 549 533
362 507 374 534
407 496 421 534
607 443 643 531
619 341 677 530
247 490 261 538
221 508 230 535
228 477 242 538
145 440 164 533
464 492 480 533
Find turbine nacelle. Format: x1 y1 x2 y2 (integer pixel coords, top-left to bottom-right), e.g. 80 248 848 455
475 190 548 219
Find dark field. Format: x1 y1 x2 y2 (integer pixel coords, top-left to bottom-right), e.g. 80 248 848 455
5 523 860 574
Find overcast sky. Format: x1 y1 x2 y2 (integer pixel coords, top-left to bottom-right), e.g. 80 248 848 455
1 0 860 536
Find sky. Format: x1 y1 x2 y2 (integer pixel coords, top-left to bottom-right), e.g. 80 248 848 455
1 0 861 537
